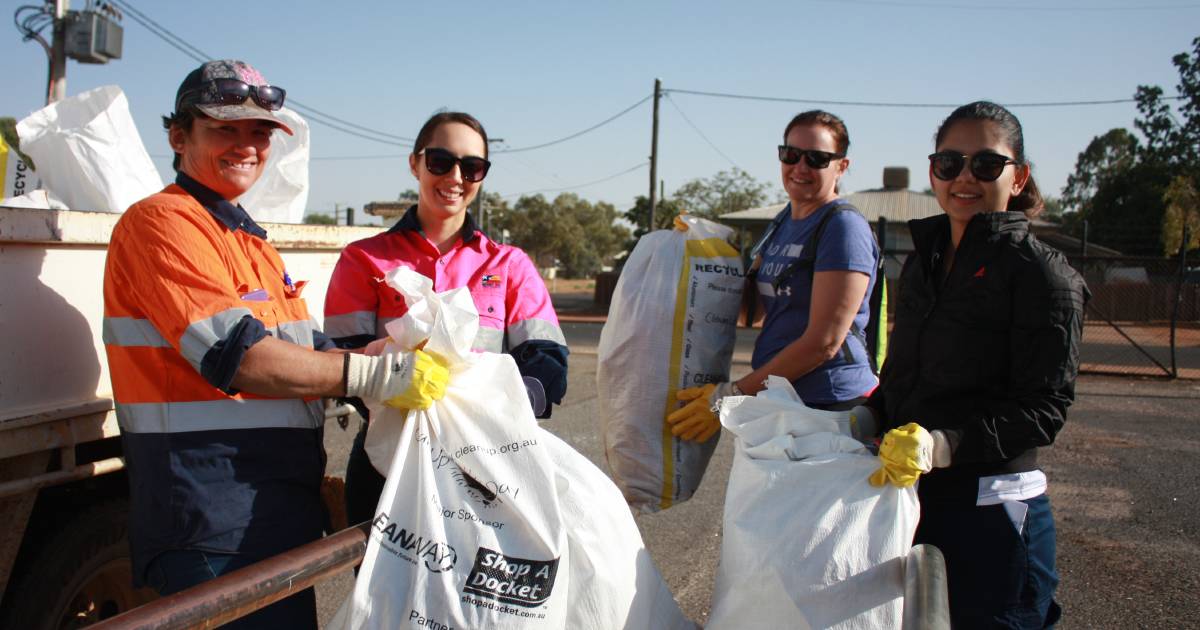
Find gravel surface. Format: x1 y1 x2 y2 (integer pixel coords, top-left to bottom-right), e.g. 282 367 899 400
1045 376 1200 630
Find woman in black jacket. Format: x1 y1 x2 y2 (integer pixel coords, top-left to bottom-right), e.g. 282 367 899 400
862 101 1087 628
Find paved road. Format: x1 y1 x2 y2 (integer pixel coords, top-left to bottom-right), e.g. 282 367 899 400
315 322 1200 629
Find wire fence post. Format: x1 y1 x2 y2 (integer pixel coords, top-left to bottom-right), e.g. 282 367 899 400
1170 223 1190 378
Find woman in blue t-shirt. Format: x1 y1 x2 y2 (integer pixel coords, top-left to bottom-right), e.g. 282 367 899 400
668 110 880 442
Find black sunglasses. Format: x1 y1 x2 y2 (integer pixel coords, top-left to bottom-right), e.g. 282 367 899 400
420 147 491 183
778 145 845 169
929 151 1018 182
179 78 287 112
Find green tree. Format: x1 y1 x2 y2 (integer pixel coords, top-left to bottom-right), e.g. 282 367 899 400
303 212 337 225
672 168 770 220
1061 128 1139 214
496 193 630 278
622 195 684 239
1163 175 1200 254
1061 36 1200 255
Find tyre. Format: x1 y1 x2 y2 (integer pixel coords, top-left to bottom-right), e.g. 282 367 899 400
1 497 157 629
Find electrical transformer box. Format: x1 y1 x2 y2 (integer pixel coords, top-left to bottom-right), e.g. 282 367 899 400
65 10 123 64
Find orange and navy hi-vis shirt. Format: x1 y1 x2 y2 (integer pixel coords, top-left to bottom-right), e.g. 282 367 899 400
324 205 568 414
103 174 326 585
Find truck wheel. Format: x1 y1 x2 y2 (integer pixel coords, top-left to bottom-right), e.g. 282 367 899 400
2 498 157 629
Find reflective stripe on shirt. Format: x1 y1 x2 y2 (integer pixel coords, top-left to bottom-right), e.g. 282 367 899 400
103 317 171 348
179 307 255 372
324 310 376 339
271 319 315 348
508 318 567 348
116 398 324 434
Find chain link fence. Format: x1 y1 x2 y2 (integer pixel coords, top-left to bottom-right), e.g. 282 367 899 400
1064 255 1198 378
873 215 1197 380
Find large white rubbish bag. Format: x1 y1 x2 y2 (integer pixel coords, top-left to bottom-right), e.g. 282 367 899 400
597 215 743 512
707 377 920 630
16 85 161 213
239 107 310 224
333 267 694 630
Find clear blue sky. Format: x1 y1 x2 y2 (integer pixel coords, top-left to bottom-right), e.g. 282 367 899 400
3 1 1195 223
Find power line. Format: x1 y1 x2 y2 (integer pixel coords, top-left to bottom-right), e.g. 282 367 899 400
110 0 415 145
814 0 1200 10
287 103 414 143
666 88 1185 109
109 0 209 61
665 93 741 170
493 95 653 153
501 162 648 199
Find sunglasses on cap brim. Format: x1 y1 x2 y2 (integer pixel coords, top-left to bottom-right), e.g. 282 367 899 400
420 147 491 183
928 151 1018 182
778 145 845 169
179 78 287 112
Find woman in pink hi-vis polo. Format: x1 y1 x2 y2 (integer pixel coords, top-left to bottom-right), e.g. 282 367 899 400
324 112 569 527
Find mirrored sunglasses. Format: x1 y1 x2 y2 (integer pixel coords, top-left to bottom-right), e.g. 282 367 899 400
180 78 287 112
778 145 844 169
420 147 491 183
928 151 1017 182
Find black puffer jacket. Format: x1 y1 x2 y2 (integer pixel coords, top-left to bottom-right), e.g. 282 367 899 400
867 211 1088 503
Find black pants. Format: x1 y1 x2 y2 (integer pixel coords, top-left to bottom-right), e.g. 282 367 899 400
344 423 387 528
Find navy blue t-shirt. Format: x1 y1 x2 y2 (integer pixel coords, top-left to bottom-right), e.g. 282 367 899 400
751 201 880 404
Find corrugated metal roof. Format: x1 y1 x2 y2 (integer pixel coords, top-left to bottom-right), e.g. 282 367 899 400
720 188 943 224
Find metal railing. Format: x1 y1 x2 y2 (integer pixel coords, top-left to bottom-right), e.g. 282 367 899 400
90 525 948 629
90 522 372 630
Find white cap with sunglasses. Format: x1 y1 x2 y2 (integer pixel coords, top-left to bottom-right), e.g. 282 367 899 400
173 59 293 135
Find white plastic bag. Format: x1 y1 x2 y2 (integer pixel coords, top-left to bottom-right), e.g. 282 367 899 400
16 85 161 212
334 267 693 630
239 107 310 224
707 377 919 630
597 215 743 513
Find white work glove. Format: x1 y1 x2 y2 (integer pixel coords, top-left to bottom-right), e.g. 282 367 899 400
345 350 449 410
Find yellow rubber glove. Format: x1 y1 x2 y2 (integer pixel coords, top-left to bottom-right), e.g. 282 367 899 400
673 213 690 231
383 349 449 410
667 384 719 442
345 349 450 410
869 423 934 488
667 382 740 442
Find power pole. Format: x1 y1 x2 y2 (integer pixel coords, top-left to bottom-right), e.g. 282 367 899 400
648 78 661 232
47 0 69 104
473 138 504 234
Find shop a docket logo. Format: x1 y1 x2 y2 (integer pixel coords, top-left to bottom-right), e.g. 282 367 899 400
463 547 559 607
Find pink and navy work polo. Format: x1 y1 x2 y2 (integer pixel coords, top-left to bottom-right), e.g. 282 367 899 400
324 206 568 412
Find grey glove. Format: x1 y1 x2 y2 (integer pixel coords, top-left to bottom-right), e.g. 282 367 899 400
844 405 879 443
